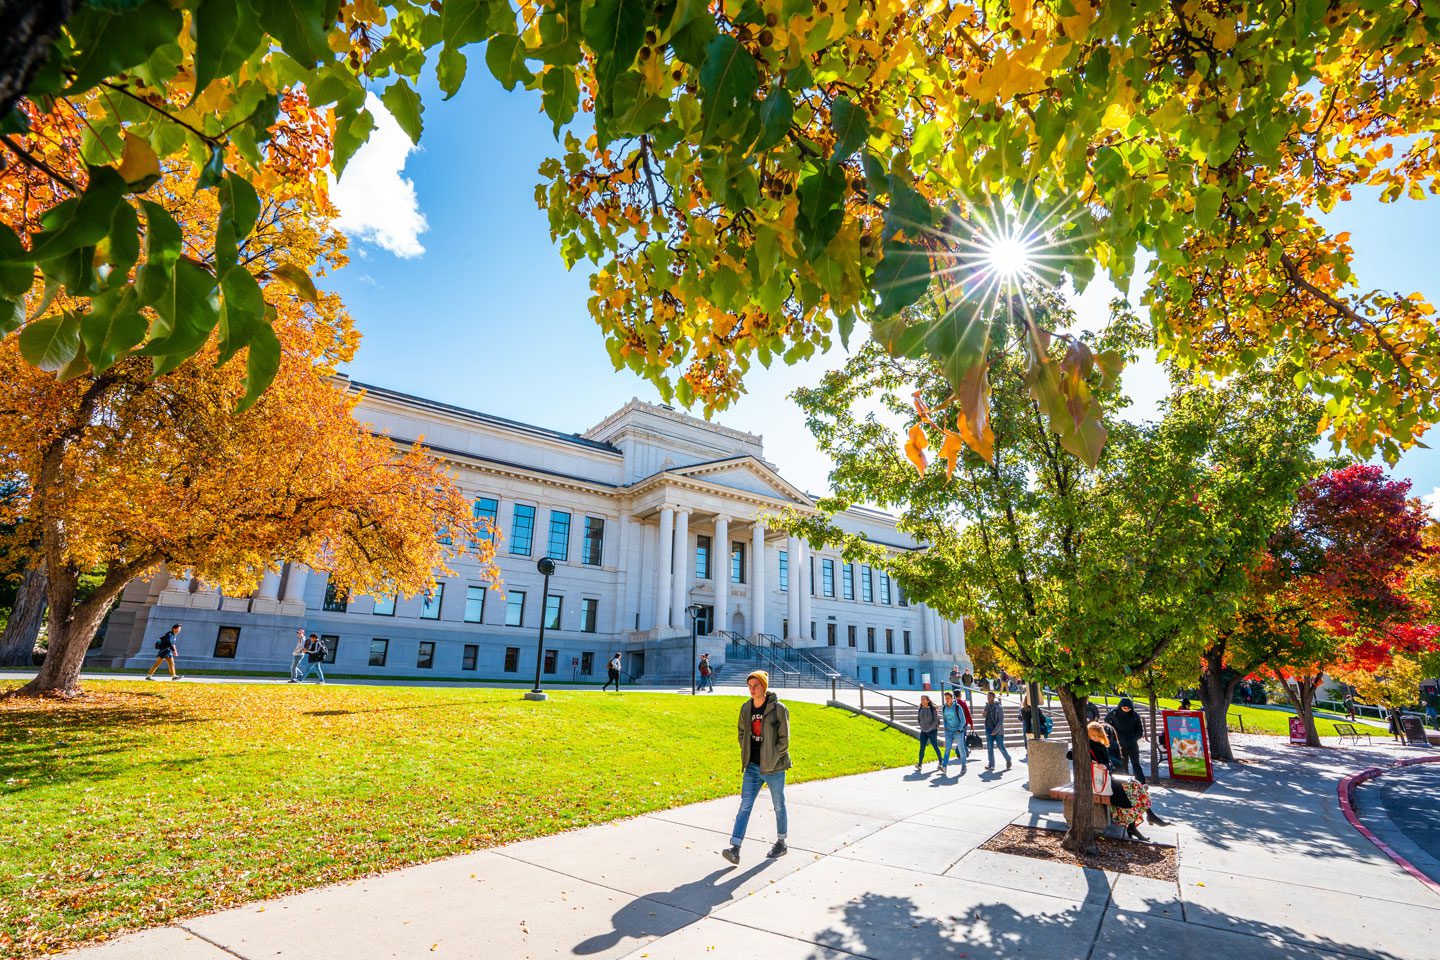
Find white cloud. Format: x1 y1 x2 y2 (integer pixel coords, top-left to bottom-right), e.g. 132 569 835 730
332 94 428 259
1423 487 1440 519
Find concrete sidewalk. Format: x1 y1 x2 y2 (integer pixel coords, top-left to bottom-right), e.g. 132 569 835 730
62 736 1437 960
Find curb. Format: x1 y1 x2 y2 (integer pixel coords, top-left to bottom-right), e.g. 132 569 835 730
1338 755 1440 896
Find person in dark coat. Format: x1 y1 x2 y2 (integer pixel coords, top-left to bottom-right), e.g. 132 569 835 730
1105 697 1147 783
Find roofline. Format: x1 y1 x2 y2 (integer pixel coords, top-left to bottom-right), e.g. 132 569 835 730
344 376 623 456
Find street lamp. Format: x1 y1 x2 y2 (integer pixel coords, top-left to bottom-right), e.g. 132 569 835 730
686 604 701 696
525 557 556 702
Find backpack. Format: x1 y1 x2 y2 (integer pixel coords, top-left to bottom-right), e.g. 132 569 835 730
1041 713 1053 737
308 640 327 663
699 660 711 676
155 633 172 651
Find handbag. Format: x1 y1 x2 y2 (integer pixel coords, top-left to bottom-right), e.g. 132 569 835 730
1091 762 1113 797
965 732 982 749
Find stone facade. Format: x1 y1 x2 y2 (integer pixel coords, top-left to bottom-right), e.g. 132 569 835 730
97 379 969 684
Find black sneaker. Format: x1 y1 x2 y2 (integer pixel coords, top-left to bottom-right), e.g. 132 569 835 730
721 845 740 865
767 840 788 859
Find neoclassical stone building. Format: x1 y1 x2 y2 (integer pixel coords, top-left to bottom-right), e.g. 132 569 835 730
98 379 969 685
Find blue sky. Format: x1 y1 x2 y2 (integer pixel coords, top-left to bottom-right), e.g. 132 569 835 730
325 77 1440 511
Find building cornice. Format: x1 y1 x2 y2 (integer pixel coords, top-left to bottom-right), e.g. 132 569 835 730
583 397 763 448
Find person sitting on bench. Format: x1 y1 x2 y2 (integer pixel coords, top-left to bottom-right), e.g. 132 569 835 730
1069 722 1169 840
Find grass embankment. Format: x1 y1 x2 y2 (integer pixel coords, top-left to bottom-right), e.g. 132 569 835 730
0 682 908 957
1095 696 1347 737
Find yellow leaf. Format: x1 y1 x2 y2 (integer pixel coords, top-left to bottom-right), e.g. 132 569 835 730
905 423 929 474
117 133 160 186
940 429 963 479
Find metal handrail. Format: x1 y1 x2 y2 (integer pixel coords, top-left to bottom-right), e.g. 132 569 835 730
756 633 840 678
719 631 800 678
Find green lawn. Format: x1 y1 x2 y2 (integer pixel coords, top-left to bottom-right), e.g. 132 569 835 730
1089 695 1347 737
0 682 909 957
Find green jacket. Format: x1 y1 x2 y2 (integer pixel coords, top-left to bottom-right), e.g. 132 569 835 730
738 692 791 775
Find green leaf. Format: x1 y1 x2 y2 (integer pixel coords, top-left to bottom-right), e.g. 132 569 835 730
830 95 869 164
270 262 319 304
542 67 581 135
884 178 933 241
103 199 141 277
1194 185 1222 229
136 200 183 305
0 223 34 298
442 0 498 48
27 167 126 261
333 107 377 178
142 257 220 367
755 86 793 152
485 34 534 93
18 312 82 371
583 0 648 128
698 34 759 145
197 143 227 190
218 268 266 366
873 240 932 317
381 78 425 142
437 47 469 100
1095 349 1125 390
239 322 283 411
795 160 847 260
64 0 185 94
82 288 148 374
194 0 264 95
0 298 22 338
253 0 338 68
215 174 260 274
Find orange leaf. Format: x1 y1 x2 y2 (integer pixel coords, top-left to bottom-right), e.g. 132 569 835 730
912 390 936 427
955 410 995 463
905 423 929 474
940 429 963 479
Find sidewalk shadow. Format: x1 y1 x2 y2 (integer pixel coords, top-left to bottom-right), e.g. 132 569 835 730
572 862 777 955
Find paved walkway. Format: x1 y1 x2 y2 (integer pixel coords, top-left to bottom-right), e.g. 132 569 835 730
61 731 1437 960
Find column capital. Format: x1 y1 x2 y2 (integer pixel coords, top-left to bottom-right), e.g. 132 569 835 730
713 513 732 524
751 516 767 529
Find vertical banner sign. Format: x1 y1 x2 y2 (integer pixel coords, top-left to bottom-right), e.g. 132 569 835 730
1289 717 1308 745
1399 714 1430 746
1163 710 1214 782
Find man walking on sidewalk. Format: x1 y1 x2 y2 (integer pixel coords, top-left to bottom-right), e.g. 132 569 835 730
287 628 308 682
983 691 1012 771
941 690 972 775
722 671 790 865
698 652 714 692
603 653 622 692
144 624 183 681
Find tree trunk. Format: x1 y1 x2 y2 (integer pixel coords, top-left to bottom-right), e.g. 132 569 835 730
1148 690 1160 781
0 1 80 119
1199 643 1240 761
1057 687 1098 855
0 566 47 667
1277 670 1324 747
12 569 121 698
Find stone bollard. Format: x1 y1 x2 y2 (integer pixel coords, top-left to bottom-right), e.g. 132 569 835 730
1028 737 1071 798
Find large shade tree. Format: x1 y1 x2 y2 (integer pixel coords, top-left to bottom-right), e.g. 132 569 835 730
779 293 1319 851
1 1 1438 468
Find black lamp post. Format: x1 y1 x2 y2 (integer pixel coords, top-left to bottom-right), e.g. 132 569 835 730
526 557 556 702
686 604 701 696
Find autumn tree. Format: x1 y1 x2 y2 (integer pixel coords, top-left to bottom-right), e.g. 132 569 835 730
1 2 1438 469
777 292 1318 852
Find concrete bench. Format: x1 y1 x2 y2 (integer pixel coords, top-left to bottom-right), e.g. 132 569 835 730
1332 722 1372 745
1050 783 1115 836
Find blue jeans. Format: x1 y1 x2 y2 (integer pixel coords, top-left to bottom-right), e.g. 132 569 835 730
299 660 325 682
917 730 942 765
942 729 969 768
986 730 1011 767
698 672 714 691
730 763 787 846
290 655 303 680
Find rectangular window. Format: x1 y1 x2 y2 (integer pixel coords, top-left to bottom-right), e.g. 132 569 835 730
871 666 879 684
827 622 837 646
695 535 711 580
847 625 857 647
810 556 816 596
543 649 558 674
416 641 435 669
860 566 873 603
372 592 396 616
822 558 836 598
897 584 908 608
731 542 746 583
321 634 339 664
544 594 562 631
462 644 478 671
213 626 240 659
582 516 605 565
510 504 535 556
369 638 389 667
779 551 789 592
903 630 912 655
580 597 599 633
420 583 443 620
547 510 571 561
880 571 892 605
503 646 520 672
886 628 895 654
842 563 855 600
464 586 486 623
472 496 499 543
908 668 915 686
810 620 816 641
890 667 898 685
580 651 595 675
323 581 348 612
867 627 876 653
505 590 526 627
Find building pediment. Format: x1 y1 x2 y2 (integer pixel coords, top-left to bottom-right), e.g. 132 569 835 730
663 457 815 507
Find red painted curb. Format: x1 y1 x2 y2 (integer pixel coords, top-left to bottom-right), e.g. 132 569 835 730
1338 755 1440 897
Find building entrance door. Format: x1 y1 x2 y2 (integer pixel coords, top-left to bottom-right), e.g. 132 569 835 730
629 651 645 680
696 604 714 636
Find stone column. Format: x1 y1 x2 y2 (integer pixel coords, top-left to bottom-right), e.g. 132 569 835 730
750 520 766 637
279 563 310 614
953 615 967 665
655 506 674 632
250 568 283 614
942 620 955 657
671 507 690 631
797 541 812 644
713 514 729 637
919 603 935 655
786 535 802 640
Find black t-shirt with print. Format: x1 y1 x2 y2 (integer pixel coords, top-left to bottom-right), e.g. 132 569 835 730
747 701 766 767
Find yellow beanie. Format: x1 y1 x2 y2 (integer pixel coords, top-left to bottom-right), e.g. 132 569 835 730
747 670 770 690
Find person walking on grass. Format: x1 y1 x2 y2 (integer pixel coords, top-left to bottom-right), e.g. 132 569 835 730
144 624 183 681
916 695 943 772
698 652 714 692
296 633 327 684
983 691 1012 771
603 652 622 692
941 690 972 775
287 628 308 682
722 671 790 865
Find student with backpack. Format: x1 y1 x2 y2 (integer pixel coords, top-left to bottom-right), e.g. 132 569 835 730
721 671 790 865
144 624 183 681
603 653 622 692
697 653 714 692
296 633 327 684
940 690 972 775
